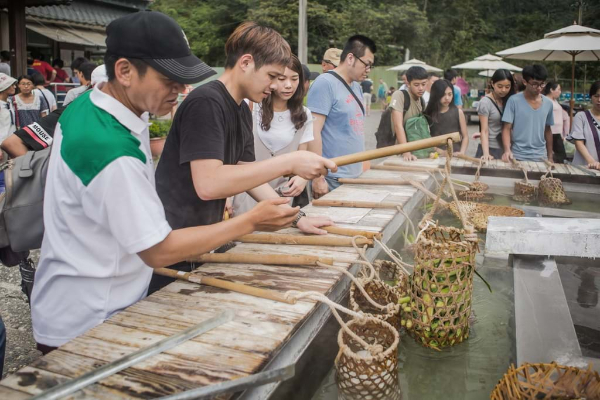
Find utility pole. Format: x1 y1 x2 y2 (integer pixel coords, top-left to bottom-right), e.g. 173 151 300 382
571 0 586 25
298 0 308 63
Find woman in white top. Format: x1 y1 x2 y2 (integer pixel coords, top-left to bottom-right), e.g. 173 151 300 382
32 72 57 112
543 82 568 163
232 55 314 216
568 81 600 170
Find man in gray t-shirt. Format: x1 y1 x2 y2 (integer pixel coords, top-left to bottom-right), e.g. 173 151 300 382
501 64 554 162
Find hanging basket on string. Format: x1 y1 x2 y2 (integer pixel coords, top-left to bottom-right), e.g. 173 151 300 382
491 362 600 400
350 278 402 329
409 224 477 349
373 259 409 297
448 201 525 233
511 159 538 203
408 142 480 349
457 160 493 202
335 317 402 400
538 170 571 206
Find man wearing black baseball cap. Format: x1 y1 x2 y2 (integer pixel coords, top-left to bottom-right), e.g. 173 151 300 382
30 11 303 352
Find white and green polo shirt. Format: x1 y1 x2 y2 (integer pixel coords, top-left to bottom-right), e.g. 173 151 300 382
31 84 172 347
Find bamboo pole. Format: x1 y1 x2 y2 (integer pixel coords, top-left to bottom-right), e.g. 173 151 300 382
337 178 410 185
313 199 402 209
189 253 334 266
321 226 382 240
372 164 439 173
237 233 373 247
331 132 460 167
154 268 296 305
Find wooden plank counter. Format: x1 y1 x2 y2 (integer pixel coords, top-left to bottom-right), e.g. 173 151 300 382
0 167 434 399
383 156 600 184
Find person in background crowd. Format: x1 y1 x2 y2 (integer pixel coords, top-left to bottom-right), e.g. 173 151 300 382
26 58 36 77
501 64 554 162
32 72 57 112
513 73 525 93
63 62 97 106
377 78 388 109
321 48 341 73
399 73 408 91
476 69 515 160
361 76 373 116
301 64 319 96
568 81 600 170
543 81 568 163
390 65 428 161
10 75 49 130
69 57 89 84
232 55 315 214
444 69 463 109
0 51 10 76
51 59 69 93
153 22 336 292
424 79 469 155
423 74 439 105
307 35 376 197
31 54 56 85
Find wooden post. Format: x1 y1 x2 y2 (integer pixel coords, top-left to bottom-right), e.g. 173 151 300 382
8 0 27 77
570 52 576 130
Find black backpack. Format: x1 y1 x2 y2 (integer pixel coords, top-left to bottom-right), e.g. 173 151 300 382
375 90 424 148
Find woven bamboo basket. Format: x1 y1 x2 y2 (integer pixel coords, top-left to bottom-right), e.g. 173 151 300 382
448 201 525 233
513 180 537 202
335 317 401 400
538 174 571 206
491 362 600 399
408 224 477 349
350 278 402 329
373 259 409 297
458 189 494 202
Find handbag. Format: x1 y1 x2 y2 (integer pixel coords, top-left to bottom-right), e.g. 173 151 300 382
0 147 51 253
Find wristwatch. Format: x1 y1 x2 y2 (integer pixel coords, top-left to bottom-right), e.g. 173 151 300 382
292 210 306 228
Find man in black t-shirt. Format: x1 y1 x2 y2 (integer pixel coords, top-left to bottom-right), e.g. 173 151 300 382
153 22 337 292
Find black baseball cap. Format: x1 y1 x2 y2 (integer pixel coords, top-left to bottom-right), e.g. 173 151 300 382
106 11 215 84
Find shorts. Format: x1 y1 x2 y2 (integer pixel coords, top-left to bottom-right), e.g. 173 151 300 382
363 92 372 106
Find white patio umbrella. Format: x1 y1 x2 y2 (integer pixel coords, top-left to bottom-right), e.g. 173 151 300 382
452 53 522 72
497 23 600 124
387 58 443 73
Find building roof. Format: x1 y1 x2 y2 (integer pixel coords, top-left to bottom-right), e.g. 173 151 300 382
0 0 70 6
26 0 150 27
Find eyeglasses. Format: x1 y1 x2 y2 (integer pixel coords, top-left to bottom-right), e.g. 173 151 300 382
527 81 546 89
351 53 373 70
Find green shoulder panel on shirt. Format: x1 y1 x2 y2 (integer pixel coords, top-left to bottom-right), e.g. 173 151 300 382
59 91 146 186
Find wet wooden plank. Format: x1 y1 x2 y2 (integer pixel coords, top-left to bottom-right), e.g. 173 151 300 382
1 366 133 399
553 163 569 175
303 205 371 224
0 385 30 399
30 350 213 398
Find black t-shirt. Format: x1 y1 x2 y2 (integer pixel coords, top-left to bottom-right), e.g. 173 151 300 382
14 106 66 151
360 80 373 94
155 80 255 230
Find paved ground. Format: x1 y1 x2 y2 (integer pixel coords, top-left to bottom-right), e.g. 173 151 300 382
0 110 481 380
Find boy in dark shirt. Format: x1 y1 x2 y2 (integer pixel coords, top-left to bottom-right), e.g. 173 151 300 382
153 22 336 291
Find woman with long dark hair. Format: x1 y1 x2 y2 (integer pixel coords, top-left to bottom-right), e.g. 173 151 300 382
475 69 515 160
424 79 469 154
543 81 568 163
232 55 314 215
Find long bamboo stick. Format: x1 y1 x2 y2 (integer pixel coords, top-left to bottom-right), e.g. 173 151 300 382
331 132 460 167
338 178 410 185
321 225 382 240
372 164 439 173
313 199 402 209
189 253 333 266
154 268 296 304
237 233 373 247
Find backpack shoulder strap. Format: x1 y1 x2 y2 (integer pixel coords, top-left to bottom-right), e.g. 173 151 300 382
326 71 365 116
402 90 410 114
